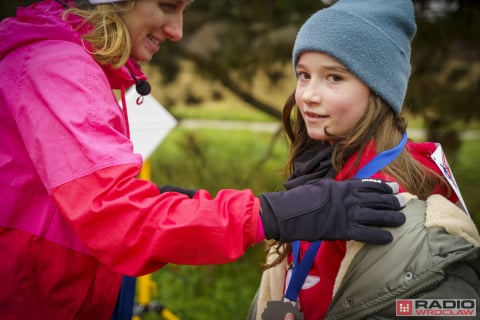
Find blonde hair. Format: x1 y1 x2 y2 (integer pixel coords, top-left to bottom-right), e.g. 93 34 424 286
64 1 135 68
264 91 451 269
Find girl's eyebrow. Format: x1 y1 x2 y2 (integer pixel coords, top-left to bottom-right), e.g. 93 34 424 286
319 61 350 72
296 63 349 73
324 65 350 73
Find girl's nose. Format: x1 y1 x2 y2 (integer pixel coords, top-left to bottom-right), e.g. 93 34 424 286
301 84 322 105
163 15 184 42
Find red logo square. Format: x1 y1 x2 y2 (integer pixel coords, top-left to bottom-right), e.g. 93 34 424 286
396 299 413 316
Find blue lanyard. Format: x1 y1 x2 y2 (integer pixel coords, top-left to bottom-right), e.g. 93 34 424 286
284 132 407 302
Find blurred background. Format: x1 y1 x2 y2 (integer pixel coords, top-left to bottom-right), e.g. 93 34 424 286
2 1 479 319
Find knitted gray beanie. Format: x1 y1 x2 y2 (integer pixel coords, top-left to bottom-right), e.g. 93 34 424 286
292 0 416 113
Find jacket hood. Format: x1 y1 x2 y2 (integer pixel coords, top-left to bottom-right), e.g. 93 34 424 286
0 0 79 61
0 0 146 90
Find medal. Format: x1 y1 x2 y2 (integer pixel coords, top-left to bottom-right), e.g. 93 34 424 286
261 301 304 320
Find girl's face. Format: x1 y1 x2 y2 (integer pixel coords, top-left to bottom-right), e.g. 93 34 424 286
121 0 191 62
295 52 370 143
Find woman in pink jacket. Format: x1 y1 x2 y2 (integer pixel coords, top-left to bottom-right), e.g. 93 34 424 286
0 0 405 318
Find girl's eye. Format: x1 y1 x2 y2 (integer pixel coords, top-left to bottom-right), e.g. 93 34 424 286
327 74 343 82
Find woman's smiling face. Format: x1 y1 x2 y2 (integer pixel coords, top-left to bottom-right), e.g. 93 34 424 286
295 51 370 142
121 0 191 62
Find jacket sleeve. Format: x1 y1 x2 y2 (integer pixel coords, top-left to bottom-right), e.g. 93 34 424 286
10 42 260 276
52 164 260 276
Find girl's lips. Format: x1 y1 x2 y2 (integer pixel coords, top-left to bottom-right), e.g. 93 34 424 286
304 111 327 120
303 111 328 126
305 111 321 118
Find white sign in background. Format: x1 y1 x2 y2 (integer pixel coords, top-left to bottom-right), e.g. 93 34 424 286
122 87 177 160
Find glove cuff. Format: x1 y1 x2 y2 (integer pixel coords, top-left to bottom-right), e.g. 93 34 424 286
259 194 282 240
158 184 197 198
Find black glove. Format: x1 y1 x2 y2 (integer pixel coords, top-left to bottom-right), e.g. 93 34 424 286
259 178 406 244
158 184 197 198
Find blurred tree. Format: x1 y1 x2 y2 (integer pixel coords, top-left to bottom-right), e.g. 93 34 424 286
410 0 480 162
2 0 479 156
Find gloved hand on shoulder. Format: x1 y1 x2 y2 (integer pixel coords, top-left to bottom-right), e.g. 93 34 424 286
259 178 406 244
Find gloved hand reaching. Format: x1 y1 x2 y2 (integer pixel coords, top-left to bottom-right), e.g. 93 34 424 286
259 178 406 244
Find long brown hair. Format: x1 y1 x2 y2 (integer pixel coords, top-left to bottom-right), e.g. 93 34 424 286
64 1 135 68
283 91 448 198
264 90 450 269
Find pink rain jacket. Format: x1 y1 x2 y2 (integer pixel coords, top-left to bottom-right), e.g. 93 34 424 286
0 1 260 319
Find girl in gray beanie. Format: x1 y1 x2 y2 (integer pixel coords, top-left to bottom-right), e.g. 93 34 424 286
249 0 479 319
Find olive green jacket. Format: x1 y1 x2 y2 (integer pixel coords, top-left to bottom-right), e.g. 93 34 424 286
249 194 480 320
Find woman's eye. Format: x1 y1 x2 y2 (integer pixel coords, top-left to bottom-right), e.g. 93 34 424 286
160 3 178 14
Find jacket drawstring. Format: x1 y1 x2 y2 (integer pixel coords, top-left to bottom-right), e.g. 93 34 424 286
120 85 130 139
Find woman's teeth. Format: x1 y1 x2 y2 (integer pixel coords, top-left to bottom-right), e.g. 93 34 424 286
148 35 159 46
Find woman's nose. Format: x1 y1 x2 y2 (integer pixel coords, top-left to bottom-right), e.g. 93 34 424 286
163 15 184 42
